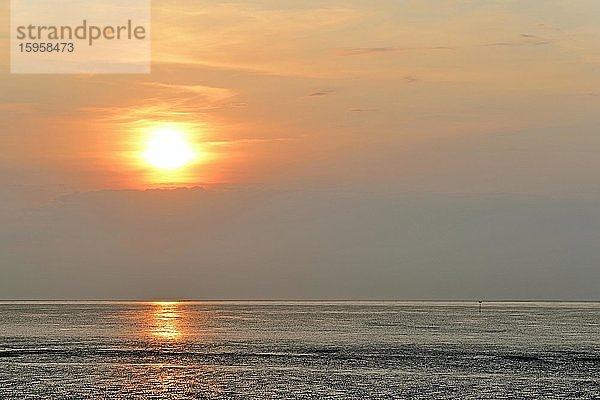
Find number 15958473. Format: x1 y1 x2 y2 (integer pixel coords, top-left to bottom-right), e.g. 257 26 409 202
18 42 74 53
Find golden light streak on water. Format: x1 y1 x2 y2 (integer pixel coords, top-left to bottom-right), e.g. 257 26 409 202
151 301 183 340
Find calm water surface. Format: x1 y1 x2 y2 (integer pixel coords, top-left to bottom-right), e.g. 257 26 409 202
0 301 599 399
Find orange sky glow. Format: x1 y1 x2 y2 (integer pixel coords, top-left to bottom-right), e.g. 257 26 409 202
1 1 600 194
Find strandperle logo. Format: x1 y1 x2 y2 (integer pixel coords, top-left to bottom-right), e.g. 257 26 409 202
15 20 147 46
11 0 151 74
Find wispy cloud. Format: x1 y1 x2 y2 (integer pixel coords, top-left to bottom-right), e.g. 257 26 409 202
79 81 239 124
338 46 453 56
482 34 551 47
306 89 335 97
152 4 360 78
349 108 377 112
339 47 401 56
142 82 237 103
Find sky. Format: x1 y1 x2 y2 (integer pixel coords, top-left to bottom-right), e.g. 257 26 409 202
1 0 600 299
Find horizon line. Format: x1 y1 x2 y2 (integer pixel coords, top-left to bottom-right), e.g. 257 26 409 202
1 298 599 303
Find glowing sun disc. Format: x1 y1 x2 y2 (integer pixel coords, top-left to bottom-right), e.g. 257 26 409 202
143 128 196 169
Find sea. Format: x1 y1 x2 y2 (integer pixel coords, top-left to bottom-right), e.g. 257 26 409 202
0 301 599 399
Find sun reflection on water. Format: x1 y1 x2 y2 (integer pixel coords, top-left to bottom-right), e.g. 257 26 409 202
151 301 183 340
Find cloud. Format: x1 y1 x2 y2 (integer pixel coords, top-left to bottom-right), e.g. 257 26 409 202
338 45 454 56
141 82 237 103
80 101 212 124
151 4 361 78
79 81 239 125
483 41 550 47
349 108 377 112
482 34 551 47
339 47 402 56
306 89 335 97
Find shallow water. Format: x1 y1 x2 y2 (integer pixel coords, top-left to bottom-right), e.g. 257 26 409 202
0 301 599 399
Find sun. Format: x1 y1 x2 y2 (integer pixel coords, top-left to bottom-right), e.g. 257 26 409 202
143 127 197 170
